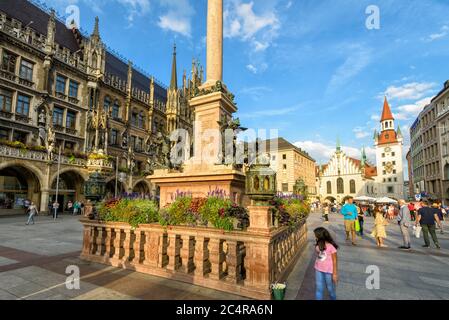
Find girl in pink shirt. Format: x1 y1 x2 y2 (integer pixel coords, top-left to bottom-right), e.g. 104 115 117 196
314 227 339 300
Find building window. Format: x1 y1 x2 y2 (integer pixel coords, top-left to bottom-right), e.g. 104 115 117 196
130 136 136 149
337 178 344 194
112 100 120 119
282 183 289 192
0 127 9 140
383 170 386 175
56 75 66 94
19 59 33 81
137 137 143 152
283 154 287 160
138 112 145 129
392 152 395 157
272 155 276 161
350 180 356 194
283 164 287 170
64 141 75 151
110 129 118 146
66 111 76 129
327 181 332 194
104 96 111 112
393 169 397 174
131 112 138 127
16 94 30 116
0 88 12 112
1 50 17 73
68 80 79 98
382 153 385 158
53 107 64 126
387 186 394 194
12 130 27 143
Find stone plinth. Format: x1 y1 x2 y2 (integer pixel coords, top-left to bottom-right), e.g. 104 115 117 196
151 164 246 207
247 206 276 235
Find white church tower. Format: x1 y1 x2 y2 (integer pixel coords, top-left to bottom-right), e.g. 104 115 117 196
374 97 404 199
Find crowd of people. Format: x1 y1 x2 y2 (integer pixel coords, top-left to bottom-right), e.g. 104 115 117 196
313 196 446 300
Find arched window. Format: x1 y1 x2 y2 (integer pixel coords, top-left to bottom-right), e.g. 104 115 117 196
350 180 356 194
327 181 332 194
337 178 344 194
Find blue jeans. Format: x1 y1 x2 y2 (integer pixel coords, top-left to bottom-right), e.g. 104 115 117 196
26 212 35 225
315 270 337 300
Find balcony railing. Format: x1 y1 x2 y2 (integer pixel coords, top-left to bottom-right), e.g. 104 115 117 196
15 114 31 124
0 110 13 119
68 96 80 105
65 128 78 136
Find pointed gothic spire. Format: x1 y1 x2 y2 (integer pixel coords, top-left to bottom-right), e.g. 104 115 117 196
92 16 100 39
397 125 403 137
361 147 367 166
381 96 394 122
170 43 178 90
336 136 341 152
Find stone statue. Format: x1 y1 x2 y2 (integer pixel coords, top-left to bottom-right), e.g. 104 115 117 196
38 109 46 125
46 125 56 160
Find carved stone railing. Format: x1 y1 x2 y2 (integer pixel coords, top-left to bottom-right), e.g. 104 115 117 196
0 144 87 166
79 219 308 299
0 144 47 161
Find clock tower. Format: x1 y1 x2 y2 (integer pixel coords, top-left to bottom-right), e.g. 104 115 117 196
374 97 404 199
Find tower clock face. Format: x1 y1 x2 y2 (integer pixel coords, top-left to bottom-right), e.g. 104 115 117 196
384 162 394 174
385 147 391 153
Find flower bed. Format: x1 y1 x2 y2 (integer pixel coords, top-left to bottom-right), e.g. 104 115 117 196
269 194 310 227
97 195 250 231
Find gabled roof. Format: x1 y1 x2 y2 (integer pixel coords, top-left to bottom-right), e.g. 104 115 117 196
264 138 316 162
381 97 394 121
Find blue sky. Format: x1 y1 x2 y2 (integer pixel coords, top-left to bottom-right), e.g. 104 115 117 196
41 0 449 165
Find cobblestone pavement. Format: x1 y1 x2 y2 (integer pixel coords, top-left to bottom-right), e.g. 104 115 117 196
292 212 449 300
0 214 245 300
1 212 448 300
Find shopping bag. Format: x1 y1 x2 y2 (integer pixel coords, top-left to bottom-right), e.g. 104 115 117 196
413 225 422 239
355 220 360 232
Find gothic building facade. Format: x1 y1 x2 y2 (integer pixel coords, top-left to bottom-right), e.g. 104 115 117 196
0 0 199 214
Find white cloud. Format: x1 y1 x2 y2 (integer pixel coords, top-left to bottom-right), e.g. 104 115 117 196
239 86 273 100
393 97 432 120
422 25 449 42
285 1 293 9
353 127 369 139
246 63 267 74
294 141 376 164
117 0 151 26
371 114 381 122
327 45 372 92
224 0 280 52
384 82 436 101
157 0 194 37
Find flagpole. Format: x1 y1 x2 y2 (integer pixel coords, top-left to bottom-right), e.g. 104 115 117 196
54 145 62 220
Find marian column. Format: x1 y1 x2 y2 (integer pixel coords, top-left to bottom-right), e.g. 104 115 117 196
205 0 223 86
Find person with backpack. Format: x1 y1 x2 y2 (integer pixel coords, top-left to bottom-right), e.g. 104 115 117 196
314 227 338 300
26 202 38 225
417 201 441 249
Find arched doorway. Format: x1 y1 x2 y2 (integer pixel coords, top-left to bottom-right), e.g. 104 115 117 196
133 180 151 198
0 165 42 214
49 170 85 213
105 179 126 199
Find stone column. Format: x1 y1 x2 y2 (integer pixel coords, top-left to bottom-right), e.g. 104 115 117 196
206 0 223 85
40 190 50 214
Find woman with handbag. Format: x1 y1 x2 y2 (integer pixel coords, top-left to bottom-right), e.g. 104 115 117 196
371 207 388 247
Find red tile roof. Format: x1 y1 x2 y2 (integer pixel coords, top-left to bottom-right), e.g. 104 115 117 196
377 129 398 145
381 97 394 121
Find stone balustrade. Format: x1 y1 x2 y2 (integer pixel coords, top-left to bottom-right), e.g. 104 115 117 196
80 218 308 299
0 144 87 166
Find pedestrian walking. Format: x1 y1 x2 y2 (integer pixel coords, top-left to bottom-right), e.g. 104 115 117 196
357 207 365 237
398 199 412 250
67 200 73 214
408 202 416 221
80 202 85 216
52 201 59 220
26 202 38 225
340 197 358 246
416 200 441 249
434 202 445 234
323 205 330 223
314 227 338 301
371 206 388 248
